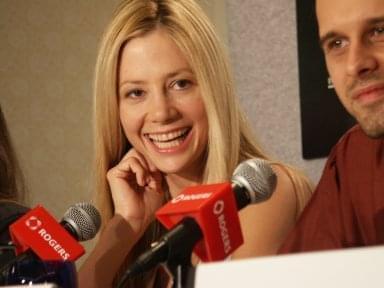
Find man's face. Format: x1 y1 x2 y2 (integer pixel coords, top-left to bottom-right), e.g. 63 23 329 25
317 0 384 138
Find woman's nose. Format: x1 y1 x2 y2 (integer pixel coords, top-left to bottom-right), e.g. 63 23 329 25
147 89 178 123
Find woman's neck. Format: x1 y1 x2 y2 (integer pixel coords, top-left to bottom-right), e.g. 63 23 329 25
165 173 203 198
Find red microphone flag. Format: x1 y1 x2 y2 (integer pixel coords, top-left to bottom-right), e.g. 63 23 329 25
156 182 243 262
9 205 85 261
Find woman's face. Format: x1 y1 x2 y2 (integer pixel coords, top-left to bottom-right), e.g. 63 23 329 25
118 28 208 178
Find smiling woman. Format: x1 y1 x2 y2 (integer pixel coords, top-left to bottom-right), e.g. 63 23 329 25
118 28 208 178
78 1 313 287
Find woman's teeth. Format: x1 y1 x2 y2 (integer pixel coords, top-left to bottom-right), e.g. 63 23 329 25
153 138 185 149
147 128 190 149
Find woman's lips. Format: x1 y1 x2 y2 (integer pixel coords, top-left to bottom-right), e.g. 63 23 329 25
144 127 192 153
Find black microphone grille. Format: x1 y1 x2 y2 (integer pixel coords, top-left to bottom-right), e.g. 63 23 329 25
62 202 101 241
232 158 277 204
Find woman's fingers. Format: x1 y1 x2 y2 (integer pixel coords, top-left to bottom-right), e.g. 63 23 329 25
122 149 149 170
126 148 159 173
109 156 148 187
121 148 163 189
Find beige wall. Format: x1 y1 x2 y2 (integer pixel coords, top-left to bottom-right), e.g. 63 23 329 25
226 0 326 182
0 0 120 213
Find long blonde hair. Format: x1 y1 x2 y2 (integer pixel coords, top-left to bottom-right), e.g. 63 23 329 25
93 0 312 285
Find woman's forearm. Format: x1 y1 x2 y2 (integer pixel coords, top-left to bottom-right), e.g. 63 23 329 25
78 215 139 288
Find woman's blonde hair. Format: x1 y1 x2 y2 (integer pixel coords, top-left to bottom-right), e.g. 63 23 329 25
93 0 312 285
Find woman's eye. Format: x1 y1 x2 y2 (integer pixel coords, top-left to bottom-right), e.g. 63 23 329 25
172 79 192 90
126 89 144 98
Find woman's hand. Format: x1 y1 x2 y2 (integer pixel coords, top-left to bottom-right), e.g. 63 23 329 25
106 148 164 238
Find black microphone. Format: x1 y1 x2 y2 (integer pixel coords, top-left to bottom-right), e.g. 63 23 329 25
116 158 277 288
0 202 101 280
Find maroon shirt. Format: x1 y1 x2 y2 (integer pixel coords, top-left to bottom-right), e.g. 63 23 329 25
279 125 384 253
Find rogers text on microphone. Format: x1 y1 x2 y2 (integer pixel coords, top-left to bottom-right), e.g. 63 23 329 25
213 200 231 254
36 228 71 260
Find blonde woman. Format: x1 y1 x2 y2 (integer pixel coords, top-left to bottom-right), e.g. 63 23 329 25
79 0 313 287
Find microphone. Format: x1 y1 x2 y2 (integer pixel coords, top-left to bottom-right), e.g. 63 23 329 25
117 158 276 286
60 202 102 242
1 203 101 272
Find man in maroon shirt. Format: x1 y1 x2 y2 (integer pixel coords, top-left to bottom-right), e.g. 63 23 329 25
279 0 384 252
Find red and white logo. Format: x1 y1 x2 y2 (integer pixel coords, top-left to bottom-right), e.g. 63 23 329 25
10 205 85 261
171 192 212 203
25 216 42 231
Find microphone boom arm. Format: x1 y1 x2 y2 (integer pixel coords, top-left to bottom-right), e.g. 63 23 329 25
117 217 202 288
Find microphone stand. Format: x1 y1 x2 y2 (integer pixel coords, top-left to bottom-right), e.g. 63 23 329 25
116 217 201 288
162 217 200 288
166 243 194 288
167 263 194 288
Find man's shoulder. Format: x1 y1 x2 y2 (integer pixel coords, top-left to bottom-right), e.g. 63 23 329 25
337 125 367 143
334 124 381 151
327 124 383 170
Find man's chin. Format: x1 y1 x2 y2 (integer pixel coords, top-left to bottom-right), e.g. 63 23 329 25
355 108 384 139
361 124 384 139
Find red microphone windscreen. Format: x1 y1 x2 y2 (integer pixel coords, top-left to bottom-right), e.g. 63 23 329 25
9 205 85 261
156 182 243 261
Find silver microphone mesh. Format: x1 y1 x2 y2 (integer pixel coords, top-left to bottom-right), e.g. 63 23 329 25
62 202 101 241
232 158 277 204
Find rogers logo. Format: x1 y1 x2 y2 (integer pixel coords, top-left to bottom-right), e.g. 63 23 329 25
25 216 42 231
213 200 232 254
37 229 70 261
24 216 70 260
213 200 225 215
171 192 212 203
